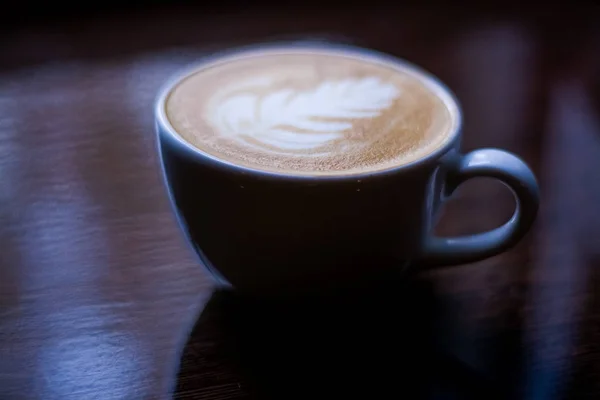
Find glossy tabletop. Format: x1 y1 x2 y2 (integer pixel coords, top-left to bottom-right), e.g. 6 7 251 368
1 5 599 400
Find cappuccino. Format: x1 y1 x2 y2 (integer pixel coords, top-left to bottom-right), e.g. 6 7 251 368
165 47 459 175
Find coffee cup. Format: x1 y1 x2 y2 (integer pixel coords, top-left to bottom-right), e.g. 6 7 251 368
155 42 539 295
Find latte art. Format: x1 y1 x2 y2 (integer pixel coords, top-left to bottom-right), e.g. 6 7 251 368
210 77 400 154
165 48 458 175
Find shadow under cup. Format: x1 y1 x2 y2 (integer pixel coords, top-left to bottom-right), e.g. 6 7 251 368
155 42 540 296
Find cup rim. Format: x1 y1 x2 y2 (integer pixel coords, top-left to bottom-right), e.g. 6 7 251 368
155 41 463 181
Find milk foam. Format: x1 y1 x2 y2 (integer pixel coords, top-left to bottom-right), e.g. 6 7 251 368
165 49 457 175
209 77 399 155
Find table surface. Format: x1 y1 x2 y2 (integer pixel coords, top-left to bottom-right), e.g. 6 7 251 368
1 5 600 400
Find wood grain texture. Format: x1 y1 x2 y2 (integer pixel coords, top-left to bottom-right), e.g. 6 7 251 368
0 5 599 400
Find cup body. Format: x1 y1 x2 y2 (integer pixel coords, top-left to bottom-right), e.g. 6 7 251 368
158 126 458 293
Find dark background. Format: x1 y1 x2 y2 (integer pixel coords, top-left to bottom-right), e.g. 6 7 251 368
1 2 599 399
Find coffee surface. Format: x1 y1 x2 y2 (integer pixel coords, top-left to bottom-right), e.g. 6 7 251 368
165 48 458 175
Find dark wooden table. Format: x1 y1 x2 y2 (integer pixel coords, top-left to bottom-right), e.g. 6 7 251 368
1 5 600 399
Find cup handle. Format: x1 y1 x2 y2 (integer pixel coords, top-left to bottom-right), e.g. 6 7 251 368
422 148 540 266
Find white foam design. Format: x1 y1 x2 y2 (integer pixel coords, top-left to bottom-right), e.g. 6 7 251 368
210 77 400 153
